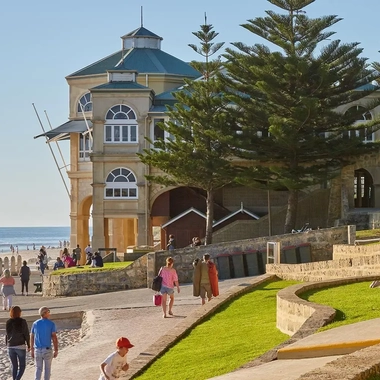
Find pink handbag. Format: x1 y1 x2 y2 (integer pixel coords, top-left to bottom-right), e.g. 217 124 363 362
153 293 162 306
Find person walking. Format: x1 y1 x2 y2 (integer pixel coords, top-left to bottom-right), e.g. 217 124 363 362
0 269 16 311
99 337 134 380
6 306 30 380
159 257 180 318
30 306 59 380
19 261 31 296
193 254 219 305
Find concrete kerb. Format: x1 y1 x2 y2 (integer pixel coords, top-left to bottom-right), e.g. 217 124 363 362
296 343 380 380
127 274 276 379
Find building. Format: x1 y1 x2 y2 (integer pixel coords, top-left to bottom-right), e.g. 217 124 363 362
35 26 380 253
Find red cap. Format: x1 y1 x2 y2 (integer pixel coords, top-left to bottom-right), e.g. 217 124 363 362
116 337 134 349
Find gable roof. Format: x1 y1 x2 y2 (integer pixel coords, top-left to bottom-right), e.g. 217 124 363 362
162 207 208 228
213 203 260 227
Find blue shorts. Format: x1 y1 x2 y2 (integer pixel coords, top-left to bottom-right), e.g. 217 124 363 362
160 286 174 295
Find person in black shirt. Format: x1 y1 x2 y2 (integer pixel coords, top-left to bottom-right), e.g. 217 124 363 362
18 261 31 296
6 306 30 380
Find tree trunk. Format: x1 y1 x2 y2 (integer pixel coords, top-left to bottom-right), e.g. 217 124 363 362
205 189 214 245
284 189 298 233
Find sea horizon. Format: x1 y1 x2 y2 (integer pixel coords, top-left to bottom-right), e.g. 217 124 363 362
0 226 72 253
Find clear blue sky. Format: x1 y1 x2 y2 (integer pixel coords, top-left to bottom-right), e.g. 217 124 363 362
0 0 379 227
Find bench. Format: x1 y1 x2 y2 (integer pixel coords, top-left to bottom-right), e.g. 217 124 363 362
355 238 380 246
34 282 42 293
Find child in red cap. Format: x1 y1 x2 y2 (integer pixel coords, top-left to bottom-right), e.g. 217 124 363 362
99 337 134 380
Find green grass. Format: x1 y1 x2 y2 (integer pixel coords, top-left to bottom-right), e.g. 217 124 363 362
356 228 380 239
300 281 380 331
136 279 298 380
366 374 380 380
50 261 133 275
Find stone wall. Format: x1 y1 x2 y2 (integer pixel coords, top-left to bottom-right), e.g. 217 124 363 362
276 277 377 336
333 243 380 260
42 254 148 297
267 253 380 282
43 225 352 296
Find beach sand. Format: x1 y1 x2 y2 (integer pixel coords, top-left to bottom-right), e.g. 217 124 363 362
0 248 65 270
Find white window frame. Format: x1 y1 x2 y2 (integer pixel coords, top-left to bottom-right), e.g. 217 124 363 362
79 133 92 161
104 168 138 199
77 92 92 113
104 105 138 144
152 117 173 142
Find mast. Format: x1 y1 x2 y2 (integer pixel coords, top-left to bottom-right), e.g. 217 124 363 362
32 103 71 199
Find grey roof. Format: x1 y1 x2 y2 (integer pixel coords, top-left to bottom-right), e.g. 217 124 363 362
91 81 150 91
34 120 92 140
121 26 162 39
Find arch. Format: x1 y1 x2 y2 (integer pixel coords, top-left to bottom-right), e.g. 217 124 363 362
105 167 138 199
104 104 138 143
354 168 373 208
77 92 92 113
106 104 136 120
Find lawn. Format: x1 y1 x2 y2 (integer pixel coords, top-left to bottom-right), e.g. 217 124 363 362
136 279 298 380
356 228 380 240
300 280 380 331
50 261 133 275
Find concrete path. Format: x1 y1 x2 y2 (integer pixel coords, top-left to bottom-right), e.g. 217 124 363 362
3 271 380 380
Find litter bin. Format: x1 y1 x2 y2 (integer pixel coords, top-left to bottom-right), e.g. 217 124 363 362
282 245 298 264
244 250 260 276
297 243 312 263
231 252 246 278
258 249 267 274
216 254 232 279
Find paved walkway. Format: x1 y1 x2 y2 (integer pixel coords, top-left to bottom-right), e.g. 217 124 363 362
2 271 380 380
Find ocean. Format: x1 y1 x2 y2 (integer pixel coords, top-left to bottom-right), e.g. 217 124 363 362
0 226 71 253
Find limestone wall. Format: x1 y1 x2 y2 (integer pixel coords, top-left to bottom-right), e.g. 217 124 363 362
42 254 148 297
267 253 380 282
42 226 351 296
276 277 377 336
333 243 380 260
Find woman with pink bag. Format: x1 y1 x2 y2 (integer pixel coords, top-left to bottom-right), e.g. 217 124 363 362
159 257 180 318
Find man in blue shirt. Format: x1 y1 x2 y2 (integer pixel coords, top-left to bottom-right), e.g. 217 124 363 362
30 306 59 380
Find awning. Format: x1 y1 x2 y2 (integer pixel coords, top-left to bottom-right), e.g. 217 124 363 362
34 120 93 142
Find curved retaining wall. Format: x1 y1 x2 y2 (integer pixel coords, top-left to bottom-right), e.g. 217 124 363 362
277 277 380 380
276 276 379 336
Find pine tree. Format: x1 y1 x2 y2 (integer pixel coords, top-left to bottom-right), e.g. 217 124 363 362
138 17 235 245
221 0 380 233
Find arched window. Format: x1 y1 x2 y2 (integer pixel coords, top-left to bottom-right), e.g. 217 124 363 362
344 105 374 142
77 92 92 113
104 105 138 143
105 168 138 199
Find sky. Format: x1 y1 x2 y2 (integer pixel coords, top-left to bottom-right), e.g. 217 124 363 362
1 0 380 227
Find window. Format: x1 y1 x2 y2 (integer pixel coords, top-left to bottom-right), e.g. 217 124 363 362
344 106 374 142
105 168 138 199
153 118 165 141
77 93 92 113
104 105 138 143
79 134 92 161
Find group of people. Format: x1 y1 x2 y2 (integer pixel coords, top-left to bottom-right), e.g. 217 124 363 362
52 244 104 271
156 253 219 318
5 305 58 380
5 303 133 380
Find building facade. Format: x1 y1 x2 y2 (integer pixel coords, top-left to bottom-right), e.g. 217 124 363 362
35 26 380 253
